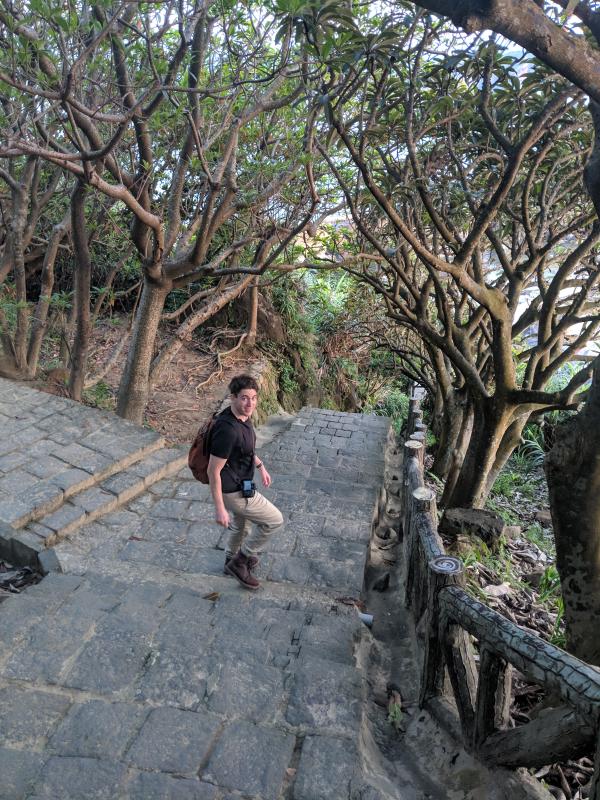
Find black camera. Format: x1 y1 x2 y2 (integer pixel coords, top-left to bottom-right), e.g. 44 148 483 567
241 480 256 498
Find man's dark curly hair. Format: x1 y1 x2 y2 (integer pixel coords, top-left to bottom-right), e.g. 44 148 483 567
229 374 259 395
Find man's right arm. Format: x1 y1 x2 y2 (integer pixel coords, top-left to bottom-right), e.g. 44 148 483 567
208 454 229 528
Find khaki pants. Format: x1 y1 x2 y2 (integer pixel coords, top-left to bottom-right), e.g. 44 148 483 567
222 490 283 557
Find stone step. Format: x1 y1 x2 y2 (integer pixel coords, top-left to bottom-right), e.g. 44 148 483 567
0 428 166 530
4 447 188 573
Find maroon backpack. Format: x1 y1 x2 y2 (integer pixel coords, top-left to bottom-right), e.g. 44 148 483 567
188 415 217 483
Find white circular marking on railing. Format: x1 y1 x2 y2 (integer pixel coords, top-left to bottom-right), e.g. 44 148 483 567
429 555 463 575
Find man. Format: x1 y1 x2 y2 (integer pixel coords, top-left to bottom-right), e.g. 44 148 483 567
207 374 283 590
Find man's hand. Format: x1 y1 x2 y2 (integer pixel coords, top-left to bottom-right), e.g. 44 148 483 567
215 507 230 528
259 466 272 488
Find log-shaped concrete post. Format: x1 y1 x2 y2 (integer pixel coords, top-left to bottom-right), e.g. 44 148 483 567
473 646 512 751
420 555 464 707
591 727 600 800
402 440 424 542
406 487 437 619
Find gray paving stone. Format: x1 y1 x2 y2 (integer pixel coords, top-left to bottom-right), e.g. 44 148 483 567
286 513 326 537
128 452 177 482
119 538 162 566
38 547 62 574
64 615 157 695
173 481 212 501
64 575 128 613
10 529 46 563
294 535 366 563
135 624 212 710
42 502 87 533
70 486 117 513
150 498 192 518
26 454 72 479
0 450 30 471
189 547 237 576
305 478 375 503
32 756 127 799
101 509 144 528
185 522 222 548
269 554 364 593
306 493 374 521
53 442 114 474
120 539 196 573
126 706 221 773
286 659 362 734
124 772 218 800
0 497 31 524
47 467 93 492
0 748 45 800
28 520 58 540
2 607 100 684
125 493 155 514
147 477 177 497
322 519 373 542
0 594 46 663
49 699 146 759
100 469 144 500
137 516 191 543
203 721 295 799
182 502 219 524
271 491 306 515
116 581 172 616
205 654 286 723
293 735 359 799
0 687 71 747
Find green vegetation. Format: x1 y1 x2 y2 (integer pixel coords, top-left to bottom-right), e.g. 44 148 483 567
82 381 115 411
366 386 410 434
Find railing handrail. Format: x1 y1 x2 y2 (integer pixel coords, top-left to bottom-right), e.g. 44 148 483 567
440 585 600 725
401 384 600 795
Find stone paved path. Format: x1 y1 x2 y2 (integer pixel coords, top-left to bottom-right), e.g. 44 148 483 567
0 381 402 800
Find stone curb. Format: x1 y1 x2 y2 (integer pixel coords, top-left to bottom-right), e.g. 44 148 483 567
2 449 187 574
3 438 166 531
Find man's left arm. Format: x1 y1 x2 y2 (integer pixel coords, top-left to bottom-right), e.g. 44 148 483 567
254 455 272 488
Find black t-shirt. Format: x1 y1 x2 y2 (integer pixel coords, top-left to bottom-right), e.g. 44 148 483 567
209 407 256 493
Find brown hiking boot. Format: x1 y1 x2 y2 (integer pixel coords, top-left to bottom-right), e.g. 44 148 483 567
224 553 258 575
224 550 260 590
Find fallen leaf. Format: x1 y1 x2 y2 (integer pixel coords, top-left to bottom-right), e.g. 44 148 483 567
128 535 144 541
335 596 359 606
203 591 220 601
482 582 511 598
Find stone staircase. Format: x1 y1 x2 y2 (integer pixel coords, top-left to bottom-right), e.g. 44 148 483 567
0 380 186 573
0 379 550 800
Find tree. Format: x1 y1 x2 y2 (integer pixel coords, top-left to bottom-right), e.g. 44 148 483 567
392 0 600 667
0 156 72 380
303 20 598 506
0 1 333 421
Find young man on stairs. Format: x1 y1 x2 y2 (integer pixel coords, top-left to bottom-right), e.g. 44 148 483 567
207 374 283 590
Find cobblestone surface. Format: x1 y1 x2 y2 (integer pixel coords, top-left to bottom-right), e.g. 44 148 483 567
0 385 398 799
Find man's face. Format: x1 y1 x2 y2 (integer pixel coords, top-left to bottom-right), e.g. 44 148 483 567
230 388 258 420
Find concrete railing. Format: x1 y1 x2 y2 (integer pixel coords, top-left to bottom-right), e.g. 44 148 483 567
402 387 600 796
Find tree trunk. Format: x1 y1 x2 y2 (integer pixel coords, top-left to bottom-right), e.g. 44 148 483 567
432 387 469 480
482 414 528 498
9 162 35 373
444 397 514 508
27 212 70 377
149 274 254 382
116 278 169 423
545 360 600 666
245 276 259 349
441 400 474 508
68 182 92 401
